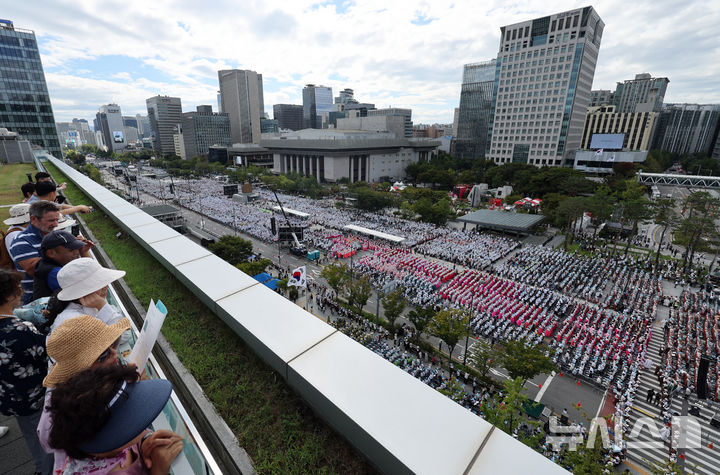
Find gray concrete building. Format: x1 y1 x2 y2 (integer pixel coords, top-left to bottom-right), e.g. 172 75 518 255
273 104 304 130
589 89 614 107
454 59 496 159
580 105 658 151
180 105 231 158
264 129 438 183
336 115 406 138
487 6 604 167
0 20 61 157
367 108 413 138
652 103 720 156
146 95 183 156
218 69 264 144
96 103 126 153
613 73 669 113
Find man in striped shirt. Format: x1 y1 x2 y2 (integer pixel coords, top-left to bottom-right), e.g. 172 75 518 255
8 200 60 303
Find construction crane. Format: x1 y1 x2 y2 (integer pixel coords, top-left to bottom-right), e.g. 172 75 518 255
270 188 306 255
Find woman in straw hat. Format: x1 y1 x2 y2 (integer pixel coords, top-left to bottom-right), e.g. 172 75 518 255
0 269 54 473
47 364 183 474
38 315 182 473
48 258 126 336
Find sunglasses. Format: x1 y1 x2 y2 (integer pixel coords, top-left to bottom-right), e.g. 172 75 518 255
97 338 121 363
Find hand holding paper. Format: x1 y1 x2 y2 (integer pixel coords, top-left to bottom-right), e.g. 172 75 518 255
127 299 168 373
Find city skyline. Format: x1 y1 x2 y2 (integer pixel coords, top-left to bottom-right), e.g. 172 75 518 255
4 0 719 124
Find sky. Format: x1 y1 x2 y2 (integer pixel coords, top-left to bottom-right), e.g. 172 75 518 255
5 0 720 125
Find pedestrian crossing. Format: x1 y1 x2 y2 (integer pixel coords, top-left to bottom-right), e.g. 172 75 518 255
626 328 720 474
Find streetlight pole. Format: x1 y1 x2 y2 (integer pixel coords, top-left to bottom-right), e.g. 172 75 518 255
375 287 382 325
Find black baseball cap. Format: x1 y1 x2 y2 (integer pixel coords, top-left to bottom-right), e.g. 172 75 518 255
41 230 85 251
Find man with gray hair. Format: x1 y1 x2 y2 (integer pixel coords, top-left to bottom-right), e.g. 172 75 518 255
8 200 60 303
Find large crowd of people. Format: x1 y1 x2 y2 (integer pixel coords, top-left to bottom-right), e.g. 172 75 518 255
74 164 720 469
663 290 720 402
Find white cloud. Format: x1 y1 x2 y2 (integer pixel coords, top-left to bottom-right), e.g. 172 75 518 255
4 0 719 123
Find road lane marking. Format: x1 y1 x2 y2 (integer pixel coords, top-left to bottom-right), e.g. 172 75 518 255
534 371 555 402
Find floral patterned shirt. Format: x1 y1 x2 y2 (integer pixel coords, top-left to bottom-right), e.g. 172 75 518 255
0 317 48 416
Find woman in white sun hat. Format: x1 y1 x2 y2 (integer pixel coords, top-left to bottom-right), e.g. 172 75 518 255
48 258 126 336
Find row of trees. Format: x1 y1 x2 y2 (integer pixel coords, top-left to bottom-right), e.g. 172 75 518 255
553 179 720 277
321 262 556 382
207 235 272 276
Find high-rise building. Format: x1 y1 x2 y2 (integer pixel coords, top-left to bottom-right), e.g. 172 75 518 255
487 7 604 167
589 90 614 107
135 114 151 138
613 73 669 113
181 105 232 159
367 108 413 138
0 20 61 157
335 88 355 104
96 104 126 153
273 104 304 130
651 104 720 156
452 108 460 138
580 105 657 151
260 118 279 134
218 69 264 144
303 84 333 129
454 60 497 159
123 116 138 129
146 95 182 156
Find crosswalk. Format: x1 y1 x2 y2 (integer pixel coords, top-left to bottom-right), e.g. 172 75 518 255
626 328 720 474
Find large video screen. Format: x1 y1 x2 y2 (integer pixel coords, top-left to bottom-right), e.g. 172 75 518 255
113 130 124 143
590 133 624 150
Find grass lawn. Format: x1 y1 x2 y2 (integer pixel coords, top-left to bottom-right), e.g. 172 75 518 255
0 163 35 222
44 163 375 474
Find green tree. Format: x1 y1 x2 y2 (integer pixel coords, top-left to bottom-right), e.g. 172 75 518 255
620 197 652 257
481 378 543 449
208 235 254 266
438 377 467 402
406 306 435 344
355 187 392 212
468 339 498 382
650 198 680 273
586 186 616 250
321 263 349 296
497 341 555 383
678 191 720 274
236 258 272 276
428 309 470 364
381 287 406 332
346 275 372 313
82 164 104 185
414 197 454 226
555 196 587 249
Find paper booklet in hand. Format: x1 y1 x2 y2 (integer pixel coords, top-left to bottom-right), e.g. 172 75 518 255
127 299 168 373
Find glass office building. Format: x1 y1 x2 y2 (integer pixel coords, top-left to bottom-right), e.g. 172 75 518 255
454 60 496 159
303 84 333 129
0 19 61 157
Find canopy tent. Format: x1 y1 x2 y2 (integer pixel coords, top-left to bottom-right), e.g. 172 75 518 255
272 206 310 219
253 272 279 290
343 224 406 244
457 209 544 234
